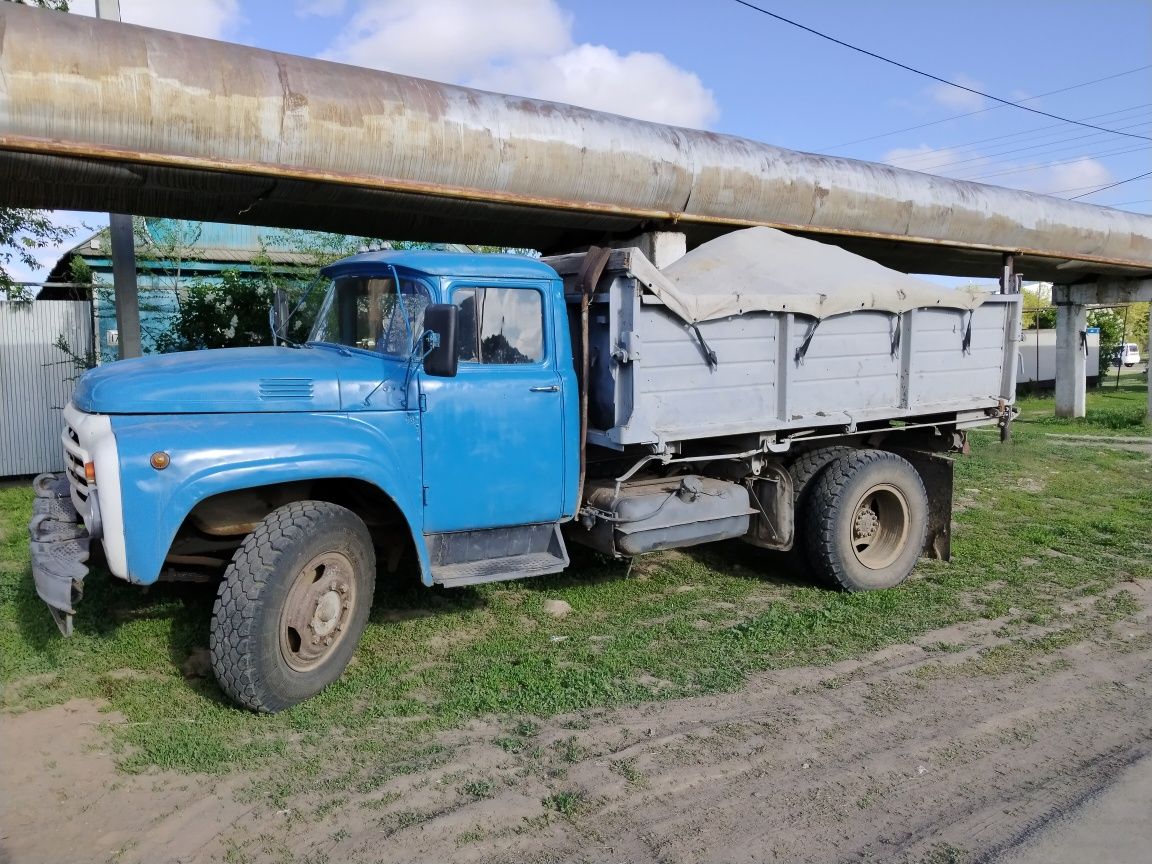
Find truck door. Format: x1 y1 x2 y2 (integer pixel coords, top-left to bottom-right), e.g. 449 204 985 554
418 282 566 532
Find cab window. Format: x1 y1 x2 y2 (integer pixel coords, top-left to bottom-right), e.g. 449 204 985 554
311 274 431 356
453 287 544 365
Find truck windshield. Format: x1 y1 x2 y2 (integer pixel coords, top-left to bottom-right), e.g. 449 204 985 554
308 275 432 356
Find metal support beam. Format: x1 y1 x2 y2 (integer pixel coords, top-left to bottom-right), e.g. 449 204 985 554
108 214 140 360
1054 295 1087 418
96 1 139 361
999 253 1022 294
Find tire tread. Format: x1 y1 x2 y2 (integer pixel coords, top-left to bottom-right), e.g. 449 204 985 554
804 449 927 592
209 500 370 712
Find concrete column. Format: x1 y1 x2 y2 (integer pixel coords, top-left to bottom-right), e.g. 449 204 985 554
109 213 141 360
613 231 686 269
1054 299 1087 418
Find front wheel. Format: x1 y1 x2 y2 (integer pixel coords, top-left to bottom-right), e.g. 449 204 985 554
210 501 375 712
804 450 928 591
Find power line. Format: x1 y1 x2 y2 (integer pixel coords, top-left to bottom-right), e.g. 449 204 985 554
887 119 1152 175
820 66 1152 152
1068 171 1152 199
894 125 1152 178
730 0 1152 142
957 143 1151 183
885 105 1152 169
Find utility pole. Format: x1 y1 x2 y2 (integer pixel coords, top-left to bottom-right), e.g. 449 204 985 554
95 0 141 360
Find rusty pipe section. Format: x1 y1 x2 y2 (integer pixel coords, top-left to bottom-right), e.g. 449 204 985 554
1 3 1151 279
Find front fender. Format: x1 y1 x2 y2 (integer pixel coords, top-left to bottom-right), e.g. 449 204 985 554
109 411 428 585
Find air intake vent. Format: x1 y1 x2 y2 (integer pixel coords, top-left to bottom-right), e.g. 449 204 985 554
259 378 314 399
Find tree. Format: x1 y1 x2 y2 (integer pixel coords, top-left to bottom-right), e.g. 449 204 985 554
2 1 70 8
153 270 275 353
1125 302 1149 352
1087 307 1124 361
0 209 75 299
1020 283 1056 330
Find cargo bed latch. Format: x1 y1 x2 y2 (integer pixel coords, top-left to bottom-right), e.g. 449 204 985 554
612 331 641 364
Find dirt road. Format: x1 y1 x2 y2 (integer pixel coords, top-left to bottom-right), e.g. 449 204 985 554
3 581 1150 864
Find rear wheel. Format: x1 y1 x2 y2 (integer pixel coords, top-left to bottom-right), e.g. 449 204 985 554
804 450 927 591
769 447 855 573
210 501 375 712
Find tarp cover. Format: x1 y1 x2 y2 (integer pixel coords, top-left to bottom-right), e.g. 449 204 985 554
646 227 988 323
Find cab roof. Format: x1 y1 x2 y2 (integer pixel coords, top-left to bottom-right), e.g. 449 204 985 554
321 250 558 281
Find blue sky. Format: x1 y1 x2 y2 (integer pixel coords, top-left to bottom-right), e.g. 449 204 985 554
20 0 1152 281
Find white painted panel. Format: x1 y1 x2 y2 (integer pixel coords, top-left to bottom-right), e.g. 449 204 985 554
0 301 93 476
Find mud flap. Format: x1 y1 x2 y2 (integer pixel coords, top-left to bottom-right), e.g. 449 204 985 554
891 449 954 562
28 473 91 636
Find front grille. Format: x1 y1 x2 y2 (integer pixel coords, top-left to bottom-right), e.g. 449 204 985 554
61 423 91 507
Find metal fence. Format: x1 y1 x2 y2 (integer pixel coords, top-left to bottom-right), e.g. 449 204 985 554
0 300 93 477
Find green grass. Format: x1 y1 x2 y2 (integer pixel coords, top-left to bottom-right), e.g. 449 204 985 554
1 380 1149 789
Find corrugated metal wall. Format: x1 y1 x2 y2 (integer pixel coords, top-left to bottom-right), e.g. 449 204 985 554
0 301 93 476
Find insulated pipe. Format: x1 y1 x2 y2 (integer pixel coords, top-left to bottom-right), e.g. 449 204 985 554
1 3 1151 280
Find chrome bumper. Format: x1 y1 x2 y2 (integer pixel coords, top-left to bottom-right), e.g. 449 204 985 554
28 472 96 636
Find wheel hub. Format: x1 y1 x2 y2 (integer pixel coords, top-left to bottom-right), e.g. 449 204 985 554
849 483 911 571
311 590 342 638
854 507 879 540
279 552 356 672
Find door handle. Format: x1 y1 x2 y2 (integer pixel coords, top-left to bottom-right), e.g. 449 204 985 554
529 384 560 393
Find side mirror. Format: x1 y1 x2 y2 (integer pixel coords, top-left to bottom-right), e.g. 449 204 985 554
422 304 459 378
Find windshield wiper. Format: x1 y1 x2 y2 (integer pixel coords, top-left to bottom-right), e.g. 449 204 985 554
272 274 325 347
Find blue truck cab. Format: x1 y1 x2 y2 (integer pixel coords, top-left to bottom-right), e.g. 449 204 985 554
32 251 581 711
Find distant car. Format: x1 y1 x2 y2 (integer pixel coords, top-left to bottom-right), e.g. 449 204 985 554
1115 343 1142 367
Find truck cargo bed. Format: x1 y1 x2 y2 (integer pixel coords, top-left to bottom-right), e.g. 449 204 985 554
549 242 1021 449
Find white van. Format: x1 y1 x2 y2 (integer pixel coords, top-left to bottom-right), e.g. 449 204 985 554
1117 343 1142 367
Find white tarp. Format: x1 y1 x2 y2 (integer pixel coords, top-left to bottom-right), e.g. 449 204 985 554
644 227 988 323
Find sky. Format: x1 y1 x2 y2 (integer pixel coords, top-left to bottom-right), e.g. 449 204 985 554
12 0 1152 283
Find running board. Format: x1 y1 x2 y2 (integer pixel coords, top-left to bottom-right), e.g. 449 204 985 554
427 523 569 588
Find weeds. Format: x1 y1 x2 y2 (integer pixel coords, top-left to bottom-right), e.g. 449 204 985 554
0 382 1149 788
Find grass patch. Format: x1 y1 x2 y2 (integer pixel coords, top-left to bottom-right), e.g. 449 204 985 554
1 380 1149 788
541 789 589 817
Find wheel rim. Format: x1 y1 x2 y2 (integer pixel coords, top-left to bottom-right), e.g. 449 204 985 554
849 483 910 570
279 551 357 673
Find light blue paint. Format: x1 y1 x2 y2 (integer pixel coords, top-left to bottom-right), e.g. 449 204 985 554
110 409 429 586
322 250 557 281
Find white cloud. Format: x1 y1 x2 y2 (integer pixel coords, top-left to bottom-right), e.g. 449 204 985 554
473 44 717 127
319 0 718 128
1043 158 1111 194
69 0 241 40
296 0 347 17
928 74 987 113
322 0 570 83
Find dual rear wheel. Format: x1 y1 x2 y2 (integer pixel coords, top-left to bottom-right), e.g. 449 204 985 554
793 449 929 592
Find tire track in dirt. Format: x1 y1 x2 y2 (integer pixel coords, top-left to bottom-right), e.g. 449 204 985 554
3 582 1149 864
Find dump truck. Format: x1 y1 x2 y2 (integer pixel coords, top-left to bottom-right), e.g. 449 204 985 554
30 227 1021 712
